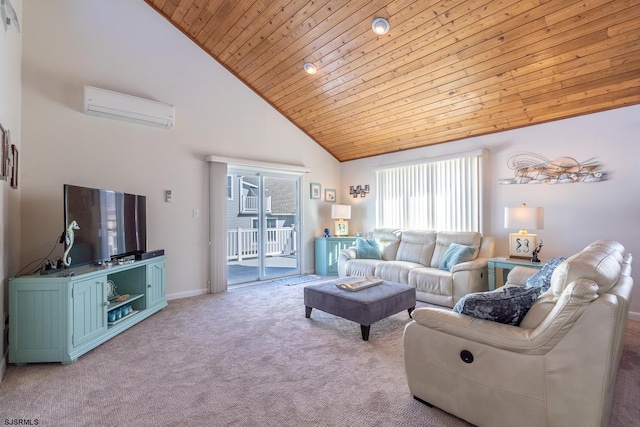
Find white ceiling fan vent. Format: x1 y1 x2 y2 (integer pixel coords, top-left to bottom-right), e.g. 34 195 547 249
83 86 175 129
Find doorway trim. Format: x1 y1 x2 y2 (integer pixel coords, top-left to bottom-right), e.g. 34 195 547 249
206 155 309 293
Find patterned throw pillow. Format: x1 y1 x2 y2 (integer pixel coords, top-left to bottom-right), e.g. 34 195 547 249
355 238 382 259
453 286 542 326
525 257 566 293
438 243 476 271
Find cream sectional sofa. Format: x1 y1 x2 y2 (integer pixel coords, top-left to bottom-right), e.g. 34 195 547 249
338 229 495 307
403 239 633 427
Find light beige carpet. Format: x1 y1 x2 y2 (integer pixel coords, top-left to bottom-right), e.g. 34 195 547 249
0 281 638 426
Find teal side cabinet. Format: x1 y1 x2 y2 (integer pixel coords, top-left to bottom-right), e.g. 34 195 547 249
315 237 358 276
9 256 168 365
146 259 166 309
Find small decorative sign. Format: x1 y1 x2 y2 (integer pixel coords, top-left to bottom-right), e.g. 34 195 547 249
509 233 537 259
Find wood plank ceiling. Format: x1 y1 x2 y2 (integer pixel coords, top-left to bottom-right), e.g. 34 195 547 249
144 0 640 162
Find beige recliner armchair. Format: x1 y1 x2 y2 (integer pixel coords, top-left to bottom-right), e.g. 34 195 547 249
403 240 633 427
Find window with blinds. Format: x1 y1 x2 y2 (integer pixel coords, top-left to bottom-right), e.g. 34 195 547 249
375 151 484 232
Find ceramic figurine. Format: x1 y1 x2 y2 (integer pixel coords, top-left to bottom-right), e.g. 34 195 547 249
63 220 80 267
323 228 331 238
531 240 543 263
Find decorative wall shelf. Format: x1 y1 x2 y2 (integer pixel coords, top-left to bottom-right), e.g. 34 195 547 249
499 153 607 185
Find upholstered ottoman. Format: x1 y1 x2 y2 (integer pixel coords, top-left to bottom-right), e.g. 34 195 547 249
304 278 416 340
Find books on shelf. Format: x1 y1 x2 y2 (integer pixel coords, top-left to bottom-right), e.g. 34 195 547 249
336 276 384 292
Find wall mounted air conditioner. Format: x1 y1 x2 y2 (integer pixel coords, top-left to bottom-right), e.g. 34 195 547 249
83 86 175 129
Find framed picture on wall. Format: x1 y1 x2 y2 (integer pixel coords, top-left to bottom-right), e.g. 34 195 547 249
10 144 18 189
310 182 321 199
324 189 336 202
0 122 7 180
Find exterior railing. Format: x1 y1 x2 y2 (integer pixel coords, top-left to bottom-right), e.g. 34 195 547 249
227 226 296 261
240 196 272 213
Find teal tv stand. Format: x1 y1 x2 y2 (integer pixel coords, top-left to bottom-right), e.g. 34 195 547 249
9 256 167 365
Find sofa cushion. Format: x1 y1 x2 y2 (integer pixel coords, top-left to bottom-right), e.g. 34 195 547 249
409 267 454 305
584 239 625 260
395 230 437 265
430 232 481 268
549 245 622 296
438 243 476 271
343 259 382 277
525 257 566 293
518 292 557 329
453 285 542 326
356 238 381 259
371 228 402 261
375 260 425 284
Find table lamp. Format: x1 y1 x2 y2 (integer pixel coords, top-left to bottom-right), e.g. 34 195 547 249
331 204 351 236
504 203 544 260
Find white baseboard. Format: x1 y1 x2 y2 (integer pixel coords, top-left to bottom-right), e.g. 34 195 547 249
166 288 208 301
628 311 640 322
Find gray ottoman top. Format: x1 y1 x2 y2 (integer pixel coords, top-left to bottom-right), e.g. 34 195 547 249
304 278 415 326
305 279 414 303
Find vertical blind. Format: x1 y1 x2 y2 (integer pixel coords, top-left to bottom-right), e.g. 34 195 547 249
209 161 229 293
375 151 484 232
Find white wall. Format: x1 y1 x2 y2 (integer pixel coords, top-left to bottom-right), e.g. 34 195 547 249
14 1 640 317
0 0 22 382
341 104 640 317
20 0 341 300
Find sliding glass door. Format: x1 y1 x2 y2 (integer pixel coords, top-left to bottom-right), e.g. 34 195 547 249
227 168 301 285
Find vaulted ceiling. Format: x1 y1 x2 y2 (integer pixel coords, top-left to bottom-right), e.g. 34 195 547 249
144 0 640 162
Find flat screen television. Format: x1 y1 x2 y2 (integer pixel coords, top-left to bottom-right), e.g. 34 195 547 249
63 184 147 266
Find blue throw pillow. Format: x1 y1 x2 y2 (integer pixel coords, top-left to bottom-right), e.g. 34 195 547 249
453 286 542 326
439 243 476 271
526 257 566 293
356 238 381 259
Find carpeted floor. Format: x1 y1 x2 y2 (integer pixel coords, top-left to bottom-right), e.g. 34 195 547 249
0 281 638 426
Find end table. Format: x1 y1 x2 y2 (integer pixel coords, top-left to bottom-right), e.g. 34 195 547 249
315 236 358 276
488 257 547 290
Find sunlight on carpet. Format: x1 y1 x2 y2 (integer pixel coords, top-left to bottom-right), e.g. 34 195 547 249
273 274 323 286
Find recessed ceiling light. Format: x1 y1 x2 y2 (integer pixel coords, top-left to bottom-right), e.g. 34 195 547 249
372 17 390 35
303 62 317 74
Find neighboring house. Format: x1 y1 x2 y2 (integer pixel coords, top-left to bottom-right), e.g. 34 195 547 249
226 175 297 260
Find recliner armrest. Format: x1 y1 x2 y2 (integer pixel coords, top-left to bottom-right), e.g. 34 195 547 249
410 308 537 350
339 248 356 260
506 266 540 286
410 279 599 355
337 248 357 277
450 257 488 273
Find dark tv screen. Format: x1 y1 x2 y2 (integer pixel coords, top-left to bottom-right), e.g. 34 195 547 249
63 184 147 266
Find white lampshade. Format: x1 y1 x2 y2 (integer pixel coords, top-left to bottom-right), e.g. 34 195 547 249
504 204 544 233
331 204 351 220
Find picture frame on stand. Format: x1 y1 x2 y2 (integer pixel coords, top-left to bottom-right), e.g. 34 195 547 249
0 122 7 180
508 233 537 259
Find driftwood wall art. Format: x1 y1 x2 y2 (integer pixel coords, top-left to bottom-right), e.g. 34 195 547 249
499 153 607 185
